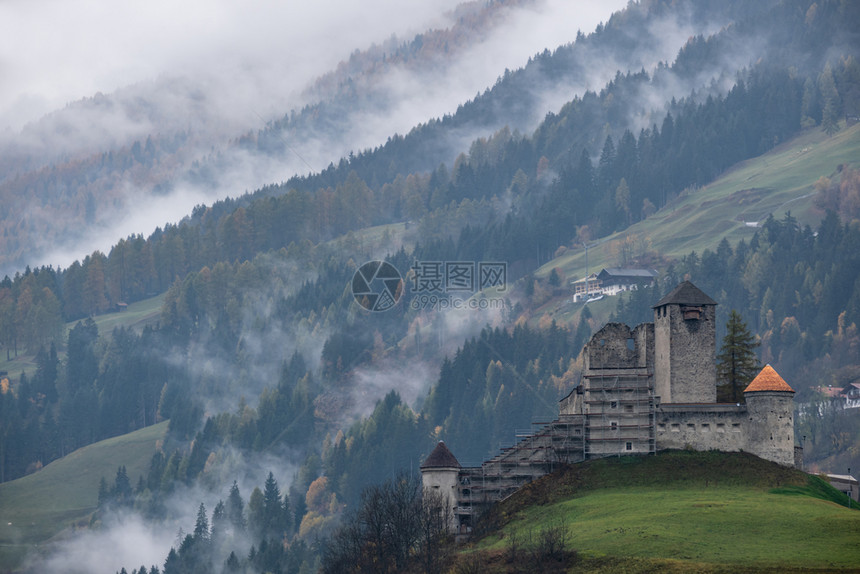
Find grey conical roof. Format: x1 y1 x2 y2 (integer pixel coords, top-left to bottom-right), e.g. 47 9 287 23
420 441 461 469
653 281 717 308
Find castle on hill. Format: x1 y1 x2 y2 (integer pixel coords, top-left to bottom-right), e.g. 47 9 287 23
421 281 799 533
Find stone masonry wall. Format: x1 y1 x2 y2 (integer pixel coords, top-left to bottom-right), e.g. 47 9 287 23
654 303 716 404
422 468 459 530
744 391 796 466
585 323 640 369
656 404 747 452
654 309 672 402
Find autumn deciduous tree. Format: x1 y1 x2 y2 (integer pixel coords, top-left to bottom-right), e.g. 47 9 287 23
717 310 760 403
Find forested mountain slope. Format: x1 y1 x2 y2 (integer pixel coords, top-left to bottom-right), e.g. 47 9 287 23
0 0 542 275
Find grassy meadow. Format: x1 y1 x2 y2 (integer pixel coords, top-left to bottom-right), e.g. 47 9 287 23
464 451 860 572
541 123 860 283
0 421 168 570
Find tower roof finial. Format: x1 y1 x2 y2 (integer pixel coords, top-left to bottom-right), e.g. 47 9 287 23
653 281 717 308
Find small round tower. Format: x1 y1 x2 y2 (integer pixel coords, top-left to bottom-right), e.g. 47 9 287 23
743 365 796 466
420 441 461 529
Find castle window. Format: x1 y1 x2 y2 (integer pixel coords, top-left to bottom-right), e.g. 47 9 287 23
716 423 726 433
610 420 618 430
687 423 696 431
610 401 618 409
625 442 633 451
626 338 635 351
657 423 666 432
701 423 710 432
681 305 703 320
671 423 680 432
732 424 741 432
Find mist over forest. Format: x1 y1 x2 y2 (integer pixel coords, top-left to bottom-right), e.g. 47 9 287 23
1 0 859 572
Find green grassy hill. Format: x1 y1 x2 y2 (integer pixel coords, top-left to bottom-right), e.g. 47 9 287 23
0 421 168 570
460 451 860 573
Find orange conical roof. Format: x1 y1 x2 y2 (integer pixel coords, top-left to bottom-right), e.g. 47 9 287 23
743 365 794 393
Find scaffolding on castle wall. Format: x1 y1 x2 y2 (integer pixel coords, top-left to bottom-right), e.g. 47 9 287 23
454 414 588 524
582 371 655 457
453 363 655 525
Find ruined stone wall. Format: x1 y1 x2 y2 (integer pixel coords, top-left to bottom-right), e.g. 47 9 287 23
633 322 655 369
585 322 653 371
585 323 640 370
559 387 583 415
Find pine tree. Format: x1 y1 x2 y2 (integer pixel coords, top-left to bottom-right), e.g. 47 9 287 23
224 551 241 572
716 310 760 403
163 547 179 574
98 476 110 508
210 500 226 548
248 487 264 539
226 480 245 532
114 465 133 506
193 502 210 542
262 472 283 540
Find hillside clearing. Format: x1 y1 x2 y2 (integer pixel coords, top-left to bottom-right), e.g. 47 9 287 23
541 123 860 283
0 421 168 570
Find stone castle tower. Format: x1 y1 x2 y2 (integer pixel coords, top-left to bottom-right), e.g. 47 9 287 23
653 281 718 403
743 365 797 466
420 441 461 530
